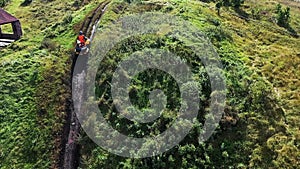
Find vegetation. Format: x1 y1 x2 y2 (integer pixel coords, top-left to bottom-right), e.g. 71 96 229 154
215 0 244 15
78 0 300 168
0 0 9 7
275 3 290 28
0 0 299 168
0 0 102 168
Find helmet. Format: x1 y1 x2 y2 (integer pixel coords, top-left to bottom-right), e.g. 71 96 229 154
79 31 83 35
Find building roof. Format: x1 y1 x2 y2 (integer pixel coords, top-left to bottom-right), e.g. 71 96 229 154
0 8 19 25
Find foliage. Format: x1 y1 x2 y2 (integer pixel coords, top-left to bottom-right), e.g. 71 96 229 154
216 2 221 15
79 0 299 168
0 0 102 168
41 38 58 50
215 0 244 15
275 4 290 28
251 8 261 20
0 54 51 168
1 0 299 168
20 0 32 6
231 0 244 8
0 0 9 7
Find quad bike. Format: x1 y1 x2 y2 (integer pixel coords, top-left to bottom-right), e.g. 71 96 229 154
75 39 90 56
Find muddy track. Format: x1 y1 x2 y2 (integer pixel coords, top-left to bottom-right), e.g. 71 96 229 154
59 1 110 169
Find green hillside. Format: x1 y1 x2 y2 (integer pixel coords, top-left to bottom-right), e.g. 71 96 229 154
0 0 299 168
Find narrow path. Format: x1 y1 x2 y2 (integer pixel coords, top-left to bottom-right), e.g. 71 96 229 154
60 1 110 169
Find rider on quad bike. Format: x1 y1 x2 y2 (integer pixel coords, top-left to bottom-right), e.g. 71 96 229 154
75 31 90 55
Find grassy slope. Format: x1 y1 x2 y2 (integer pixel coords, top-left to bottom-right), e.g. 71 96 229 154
217 1 300 166
227 0 300 132
79 0 299 168
0 0 103 168
212 0 300 167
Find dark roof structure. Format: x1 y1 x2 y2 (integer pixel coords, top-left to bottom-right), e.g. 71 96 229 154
0 8 19 25
0 8 22 40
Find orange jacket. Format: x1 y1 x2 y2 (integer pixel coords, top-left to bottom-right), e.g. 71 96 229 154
78 35 85 43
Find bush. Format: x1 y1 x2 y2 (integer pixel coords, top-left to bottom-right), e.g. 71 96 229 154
216 2 222 15
275 4 290 28
20 0 32 6
62 13 73 25
215 0 244 15
72 0 82 8
41 38 57 51
251 8 261 20
222 0 230 7
0 0 9 7
204 25 232 42
231 0 244 8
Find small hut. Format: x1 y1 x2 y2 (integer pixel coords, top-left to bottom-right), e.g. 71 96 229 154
0 8 22 40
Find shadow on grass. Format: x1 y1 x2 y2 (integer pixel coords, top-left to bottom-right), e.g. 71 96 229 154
286 25 299 38
278 23 299 38
234 7 249 21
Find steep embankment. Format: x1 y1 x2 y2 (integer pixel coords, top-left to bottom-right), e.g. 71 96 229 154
77 0 299 168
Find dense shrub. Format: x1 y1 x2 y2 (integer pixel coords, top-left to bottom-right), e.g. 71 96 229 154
215 0 244 15
275 4 290 28
251 8 261 20
41 38 58 51
216 2 222 15
0 0 9 7
20 0 32 6
62 13 73 25
231 0 244 8
72 0 82 8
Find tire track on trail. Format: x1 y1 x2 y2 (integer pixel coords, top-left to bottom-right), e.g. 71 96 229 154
60 1 110 169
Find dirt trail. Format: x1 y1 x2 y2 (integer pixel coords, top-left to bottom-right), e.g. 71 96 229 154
59 1 110 169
